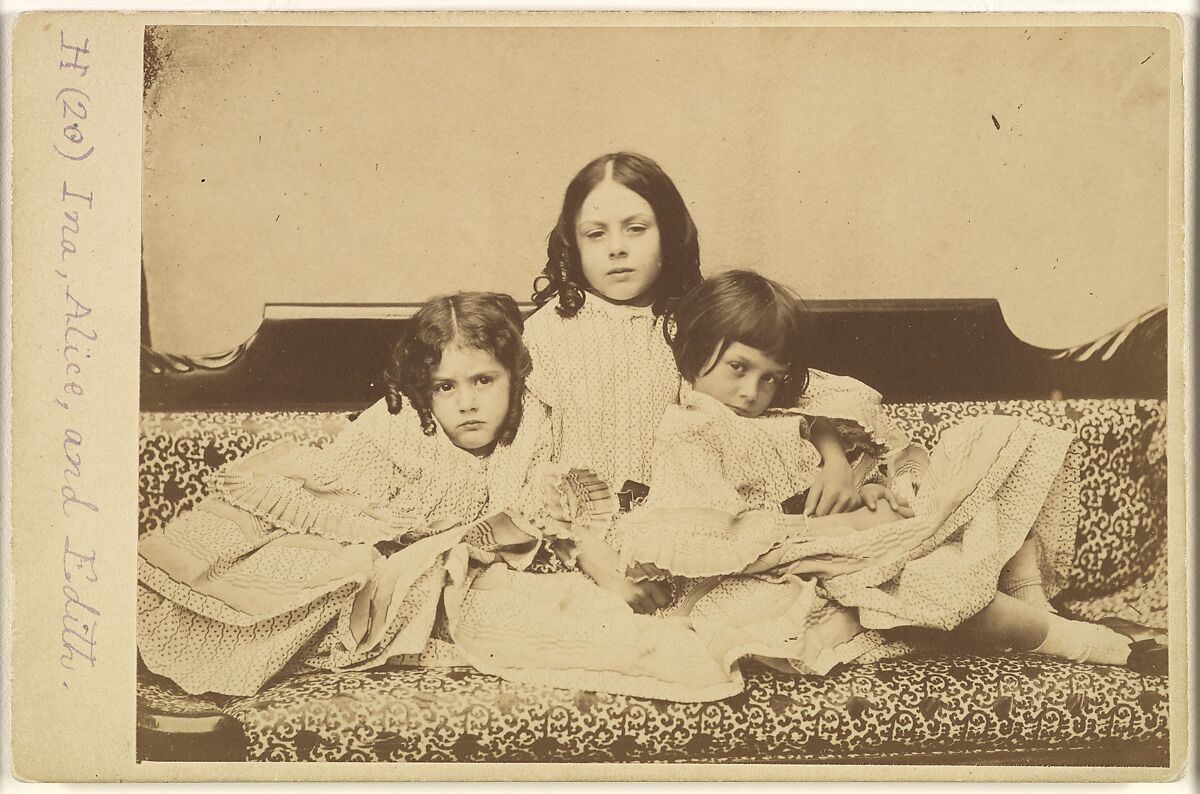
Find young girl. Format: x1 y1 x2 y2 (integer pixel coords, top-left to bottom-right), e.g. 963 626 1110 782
526 151 701 495
610 269 1148 674
524 153 858 613
137 292 558 695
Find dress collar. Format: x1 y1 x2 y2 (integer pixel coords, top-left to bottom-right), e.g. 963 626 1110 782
427 418 492 470
581 293 657 322
679 381 736 417
679 380 801 421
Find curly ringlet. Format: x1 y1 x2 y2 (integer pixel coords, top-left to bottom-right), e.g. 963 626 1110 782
383 292 532 446
531 152 703 318
667 270 811 409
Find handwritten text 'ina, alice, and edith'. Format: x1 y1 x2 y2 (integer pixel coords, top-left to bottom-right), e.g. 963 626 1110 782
54 31 101 683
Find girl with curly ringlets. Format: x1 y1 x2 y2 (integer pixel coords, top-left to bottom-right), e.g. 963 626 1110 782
138 292 559 696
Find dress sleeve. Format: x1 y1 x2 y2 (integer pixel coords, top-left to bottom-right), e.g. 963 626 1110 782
510 464 618 571
521 312 561 410
482 391 582 568
609 431 788 578
209 400 445 545
851 452 888 488
457 513 542 569
794 369 919 465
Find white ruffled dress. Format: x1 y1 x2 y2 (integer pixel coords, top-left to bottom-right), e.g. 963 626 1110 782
138 393 559 695
462 374 1082 700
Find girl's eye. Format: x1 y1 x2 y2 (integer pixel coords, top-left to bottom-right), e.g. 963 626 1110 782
762 374 779 385
477 376 494 386
728 361 745 374
627 224 646 235
434 382 454 393
584 229 605 240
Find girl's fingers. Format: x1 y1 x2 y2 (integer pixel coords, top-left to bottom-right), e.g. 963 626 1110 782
885 491 901 511
803 484 823 516
892 476 915 506
862 489 878 509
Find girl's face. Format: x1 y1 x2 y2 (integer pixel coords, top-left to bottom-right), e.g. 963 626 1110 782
692 341 788 419
430 343 512 456
574 179 663 306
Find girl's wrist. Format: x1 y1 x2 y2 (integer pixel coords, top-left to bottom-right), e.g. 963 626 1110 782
822 451 851 471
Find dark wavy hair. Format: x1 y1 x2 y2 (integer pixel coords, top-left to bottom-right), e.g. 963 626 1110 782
667 270 811 409
531 152 702 318
382 292 532 446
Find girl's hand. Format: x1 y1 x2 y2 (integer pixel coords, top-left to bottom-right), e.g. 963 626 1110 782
574 531 672 613
859 484 914 517
804 457 862 516
888 474 917 508
888 447 930 508
599 574 673 614
846 500 915 531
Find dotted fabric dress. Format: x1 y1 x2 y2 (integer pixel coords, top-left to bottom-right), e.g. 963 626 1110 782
137 392 558 696
523 296 681 492
608 378 1081 660
456 376 1083 701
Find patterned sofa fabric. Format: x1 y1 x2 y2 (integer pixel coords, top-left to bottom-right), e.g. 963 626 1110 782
139 411 350 538
889 401 1167 596
136 399 1170 764
160 653 1164 763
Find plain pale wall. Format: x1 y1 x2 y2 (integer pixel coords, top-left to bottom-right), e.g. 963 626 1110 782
142 23 1170 355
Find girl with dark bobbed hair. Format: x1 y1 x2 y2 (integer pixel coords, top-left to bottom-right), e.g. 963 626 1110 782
668 268 812 410
604 269 1149 680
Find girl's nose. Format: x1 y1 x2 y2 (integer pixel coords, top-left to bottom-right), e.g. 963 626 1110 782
608 233 627 258
458 391 478 412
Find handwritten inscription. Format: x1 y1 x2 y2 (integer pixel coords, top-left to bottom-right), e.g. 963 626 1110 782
57 182 93 272
61 538 100 672
53 31 100 688
54 33 93 162
57 286 99 517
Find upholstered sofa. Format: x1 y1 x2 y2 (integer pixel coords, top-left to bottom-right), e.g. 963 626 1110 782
136 299 1170 766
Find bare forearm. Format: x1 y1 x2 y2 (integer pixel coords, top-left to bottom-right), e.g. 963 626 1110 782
574 530 623 584
809 418 848 465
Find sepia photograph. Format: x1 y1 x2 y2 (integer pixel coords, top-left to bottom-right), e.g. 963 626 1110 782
7 10 1186 782
130 19 1176 768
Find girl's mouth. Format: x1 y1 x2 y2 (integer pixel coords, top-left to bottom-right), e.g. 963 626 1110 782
607 267 635 276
